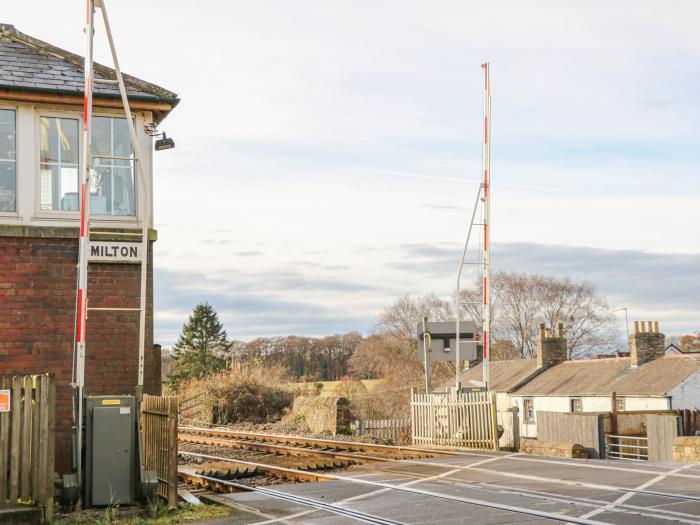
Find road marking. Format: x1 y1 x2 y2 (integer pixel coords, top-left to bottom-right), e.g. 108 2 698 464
578 463 694 520
250 455 509 524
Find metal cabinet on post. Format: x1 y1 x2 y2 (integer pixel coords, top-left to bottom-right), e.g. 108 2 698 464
85 396 137 506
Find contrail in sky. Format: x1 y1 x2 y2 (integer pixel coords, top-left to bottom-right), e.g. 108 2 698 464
372 170 554 191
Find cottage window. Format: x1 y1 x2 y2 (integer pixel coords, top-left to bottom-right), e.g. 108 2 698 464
523 398 534 423
39 115 135 216
570 398 583 412
40 116 80 211
0 109 17 212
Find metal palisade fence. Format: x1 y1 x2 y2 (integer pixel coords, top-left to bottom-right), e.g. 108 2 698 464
0 374 55 521
411 388 499 450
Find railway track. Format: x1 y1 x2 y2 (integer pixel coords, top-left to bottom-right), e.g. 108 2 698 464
178 424 439 486
178 425 700 525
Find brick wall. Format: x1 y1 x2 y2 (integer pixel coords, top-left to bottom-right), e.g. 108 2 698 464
0 232 161 474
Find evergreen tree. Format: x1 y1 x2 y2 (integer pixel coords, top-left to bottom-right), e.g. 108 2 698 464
168 302 232 389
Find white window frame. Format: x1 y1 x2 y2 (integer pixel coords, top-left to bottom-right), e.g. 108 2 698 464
0 104 19 217
523 397 535 423
570 397 583 413
33 107 141 225
616 398 625 412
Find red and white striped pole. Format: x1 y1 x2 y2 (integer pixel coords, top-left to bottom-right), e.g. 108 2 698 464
75 0 94 496
481 63 491 389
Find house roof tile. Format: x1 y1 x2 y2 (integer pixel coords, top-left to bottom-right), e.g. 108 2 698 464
0 24 178 105
456 359 540 393
512 355 700 397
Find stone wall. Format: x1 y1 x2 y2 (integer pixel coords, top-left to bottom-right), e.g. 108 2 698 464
291 396 352 435
673 437 700 463
520 438 588 458
0 231 160 473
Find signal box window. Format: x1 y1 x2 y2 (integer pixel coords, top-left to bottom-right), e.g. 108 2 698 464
40 116 135 216
0 109 16 212
90 116 135 216
40 117 80 211
570 398 583 413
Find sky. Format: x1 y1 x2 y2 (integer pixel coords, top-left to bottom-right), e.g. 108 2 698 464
9 1 700 344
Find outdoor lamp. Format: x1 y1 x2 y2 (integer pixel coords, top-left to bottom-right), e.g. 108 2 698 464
154 132 175 151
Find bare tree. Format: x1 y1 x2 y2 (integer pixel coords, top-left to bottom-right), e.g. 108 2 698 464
458 272 619 360
378 293 453 342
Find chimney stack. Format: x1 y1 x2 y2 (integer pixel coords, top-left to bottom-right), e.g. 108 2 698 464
629 321 665 368
536 322 568 368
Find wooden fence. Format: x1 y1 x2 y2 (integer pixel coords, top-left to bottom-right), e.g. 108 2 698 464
352 419 411 443
677 408 700 436
140 395 178 509
537 410 680 461
411 389 498 450
536 411 606 458
0 374 55 521
647 414 678 461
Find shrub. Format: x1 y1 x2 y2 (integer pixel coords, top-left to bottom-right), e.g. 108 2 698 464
178 360 294 425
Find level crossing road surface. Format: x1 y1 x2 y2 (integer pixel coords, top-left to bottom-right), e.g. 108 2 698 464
204 449 700 525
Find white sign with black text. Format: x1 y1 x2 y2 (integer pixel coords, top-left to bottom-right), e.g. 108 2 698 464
88 241 142 264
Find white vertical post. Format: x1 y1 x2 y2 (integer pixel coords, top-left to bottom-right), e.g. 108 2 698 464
98 0 150 388
481 63 491 390
422 316 432 393
75 0 95 501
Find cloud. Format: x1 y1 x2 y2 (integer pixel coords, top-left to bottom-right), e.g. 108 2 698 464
391 242 700 332
154 242 699 345
153 266 380 343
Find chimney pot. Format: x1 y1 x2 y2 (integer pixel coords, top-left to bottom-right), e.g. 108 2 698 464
537 321 568 368
629 321 664 367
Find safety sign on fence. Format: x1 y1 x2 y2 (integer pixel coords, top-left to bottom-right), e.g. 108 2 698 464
0 389 10 412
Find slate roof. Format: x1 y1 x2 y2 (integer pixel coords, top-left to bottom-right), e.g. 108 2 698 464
512 355 700 397
0 24 178 105
455 359 540 393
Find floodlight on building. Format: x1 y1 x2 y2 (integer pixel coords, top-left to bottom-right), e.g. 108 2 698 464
145 123 175 151
154 132 175 151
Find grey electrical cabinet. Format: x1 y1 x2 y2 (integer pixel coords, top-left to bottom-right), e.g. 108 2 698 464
85 396 136 506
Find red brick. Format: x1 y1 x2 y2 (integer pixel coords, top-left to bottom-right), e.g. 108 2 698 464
0 235 161 474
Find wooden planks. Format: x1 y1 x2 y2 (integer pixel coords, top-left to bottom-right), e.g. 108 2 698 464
411 390 497 450
0 374 55 521
141 394 179 509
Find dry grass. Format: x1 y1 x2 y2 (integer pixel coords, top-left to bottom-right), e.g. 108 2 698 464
177 360 294 425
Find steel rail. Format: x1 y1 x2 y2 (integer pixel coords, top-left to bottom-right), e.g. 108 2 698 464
179 425 700 481
179 425 457 457
180 441 700 505
179 451 613 525
179 432 409 463
181 470 406 525
183 444 700 525
180 452 335 483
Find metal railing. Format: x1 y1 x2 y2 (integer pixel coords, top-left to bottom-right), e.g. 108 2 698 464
605 434 648 460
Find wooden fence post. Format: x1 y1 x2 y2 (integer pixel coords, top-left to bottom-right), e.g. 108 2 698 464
490 391 500 451
167 397 178 509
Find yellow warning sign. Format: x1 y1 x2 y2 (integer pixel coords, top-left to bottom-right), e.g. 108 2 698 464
101 399 121 406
